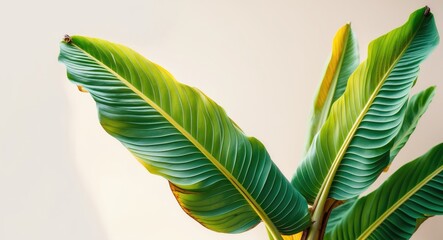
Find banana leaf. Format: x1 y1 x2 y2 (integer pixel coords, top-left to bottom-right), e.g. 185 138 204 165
325 143 443 240
292 7 439 203
305 23 359 152
389 86 436 161
59 36 310 238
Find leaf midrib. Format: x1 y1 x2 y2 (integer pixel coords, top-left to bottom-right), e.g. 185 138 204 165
357 165 443 240
67 41 283 239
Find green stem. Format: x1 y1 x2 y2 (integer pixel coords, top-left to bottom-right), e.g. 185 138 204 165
266 225 283 240
306 191 328 240
307 161 338 240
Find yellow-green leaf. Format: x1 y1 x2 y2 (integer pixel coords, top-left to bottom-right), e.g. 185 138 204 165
305 23 359 152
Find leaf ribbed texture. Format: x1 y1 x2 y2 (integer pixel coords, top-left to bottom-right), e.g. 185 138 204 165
292 7 439 203
305 24 359 151
325 143 443 240
389 86 436 161
59 36 310 235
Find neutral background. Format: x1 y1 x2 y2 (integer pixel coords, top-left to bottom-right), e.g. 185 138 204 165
1 0 442 239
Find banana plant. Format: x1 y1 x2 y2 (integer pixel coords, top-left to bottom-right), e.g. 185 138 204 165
59 6 441 240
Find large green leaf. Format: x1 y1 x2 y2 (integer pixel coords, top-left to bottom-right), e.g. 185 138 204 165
389 86 436 161
292 7 439 204
305 23 359 152
325 143 443 240
58 36 310 237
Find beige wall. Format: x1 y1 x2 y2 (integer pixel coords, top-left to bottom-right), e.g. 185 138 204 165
1 0 442 239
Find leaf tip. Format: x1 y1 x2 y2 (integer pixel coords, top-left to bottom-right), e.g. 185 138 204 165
63 34 72 43
424 6 431 16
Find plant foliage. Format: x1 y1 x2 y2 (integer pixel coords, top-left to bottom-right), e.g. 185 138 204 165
60 6 441 240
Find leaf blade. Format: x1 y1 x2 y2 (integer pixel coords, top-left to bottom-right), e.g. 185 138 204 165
325 143 443 240
292 7 439 203
305 24 359 152
59 36 310 236
389 86 436 161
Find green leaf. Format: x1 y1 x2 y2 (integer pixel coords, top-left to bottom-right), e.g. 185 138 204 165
305 23 359 152
58 36 310 237
325 143 443 240
292 7 439 203
390 86 436 161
